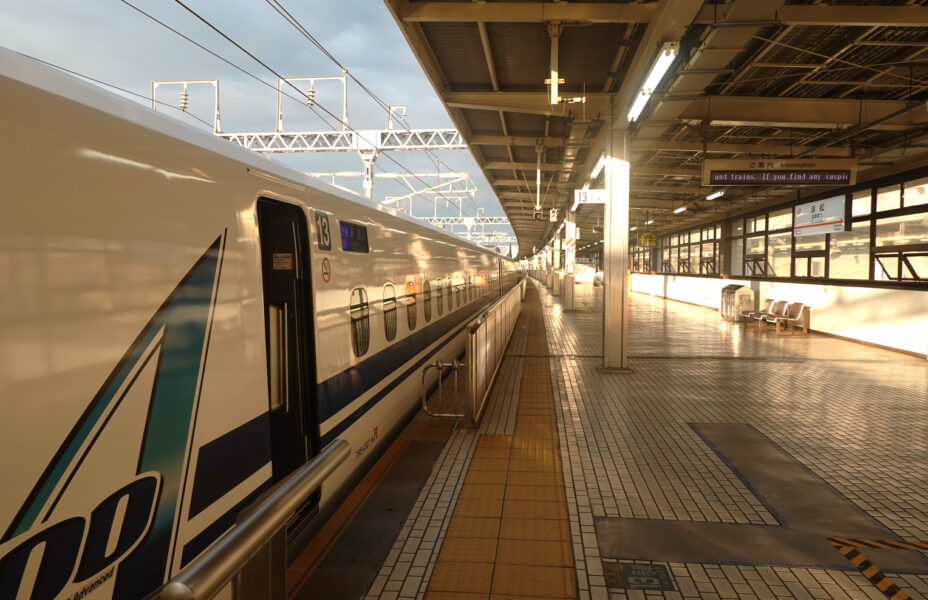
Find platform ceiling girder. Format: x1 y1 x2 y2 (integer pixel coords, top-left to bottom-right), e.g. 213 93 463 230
383 0 928 257
397 1 656 24
675 96 928 130
692 5 928 28
444 92 612 118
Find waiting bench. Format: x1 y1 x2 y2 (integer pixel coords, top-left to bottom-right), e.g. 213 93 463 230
741 299 810 335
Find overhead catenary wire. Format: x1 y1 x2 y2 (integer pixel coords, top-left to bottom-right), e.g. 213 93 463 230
263 0 484 214
151 0 473 214
17 52 215 130
170 0 475 215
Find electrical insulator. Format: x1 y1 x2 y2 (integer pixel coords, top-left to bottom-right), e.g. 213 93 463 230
306 87 316 109
179 88 189 112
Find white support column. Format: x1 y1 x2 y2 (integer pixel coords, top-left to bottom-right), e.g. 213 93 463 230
602 121 631 372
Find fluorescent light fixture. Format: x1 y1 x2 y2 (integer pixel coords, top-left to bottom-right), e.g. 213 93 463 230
673 205 687 214
627 91 650 122
591 154 606 179
645 219 654 225
571 199 580 212
630 226 638 231
627 41 678 122
706 190 725 200
582 182 590 190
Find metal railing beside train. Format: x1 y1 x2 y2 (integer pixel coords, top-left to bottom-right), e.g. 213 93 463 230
421 277 526 426
150 439 350 600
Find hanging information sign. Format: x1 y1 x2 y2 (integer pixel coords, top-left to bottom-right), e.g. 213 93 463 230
703 158 857 186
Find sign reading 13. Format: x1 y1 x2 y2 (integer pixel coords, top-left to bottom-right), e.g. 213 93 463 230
314 210 332 250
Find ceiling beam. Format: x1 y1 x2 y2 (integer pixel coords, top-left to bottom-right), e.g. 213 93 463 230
694 4 928 27
633 166 701 177
471 135 564 147
676 96 928 130
397 1 655 24
628 140 854 157
485 161 563 171
445 92 611 117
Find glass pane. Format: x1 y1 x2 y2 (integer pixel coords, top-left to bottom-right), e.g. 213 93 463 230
905 255 928 278
730 238 743 276
406 282 417 331
662 249 670 261
810 256 825 278
349 288 369 357
905 177 928 208
436 282 443 316
701 242 714 258
383 284 397 341
690 229 700 242
703 227 714 240
830 222 870 280
768 232 791 277
746 218 756 234
852 189 871 217
875 256 898 281
734 220 744 236
679 245 689 260
746 236 765 255
756 215 767 232
876 184 901 212
671 254 679 273
794 235 826 252
423 280 431 322
768 208 792 231
794 258 808 277
876 213 928 247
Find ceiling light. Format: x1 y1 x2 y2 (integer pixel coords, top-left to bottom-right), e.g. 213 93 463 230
645 219 654 225
706 190 725 200
627 41 678 122
590 154 606 179
630 226 638 231
673 206 687 214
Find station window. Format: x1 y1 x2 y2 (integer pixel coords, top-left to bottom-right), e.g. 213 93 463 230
406 282 417 331
436 280 444 316
350 288 370 357
423 279 432 322
876 184 901 212
383 284 397 341
829 222 869 280
905 177 928 208
852 189 871 217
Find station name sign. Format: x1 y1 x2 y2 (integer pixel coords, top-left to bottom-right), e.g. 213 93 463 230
794 195 848 237
703 158 857 186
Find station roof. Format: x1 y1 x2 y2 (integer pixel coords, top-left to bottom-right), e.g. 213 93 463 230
384 0 928 259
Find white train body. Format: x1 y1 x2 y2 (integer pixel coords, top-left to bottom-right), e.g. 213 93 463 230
0 48 518 600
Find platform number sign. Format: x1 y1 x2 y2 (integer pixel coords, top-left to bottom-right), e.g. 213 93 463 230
314 210 332 251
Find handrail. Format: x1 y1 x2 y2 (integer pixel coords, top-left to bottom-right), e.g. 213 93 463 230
153 439 350 600
467 278 525 425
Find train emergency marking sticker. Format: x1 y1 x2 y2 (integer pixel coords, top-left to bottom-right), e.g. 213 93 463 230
272 253 293 270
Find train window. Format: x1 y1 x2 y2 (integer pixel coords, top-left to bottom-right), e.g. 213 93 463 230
350 288 370 357
423 280 432 322
383 284 397 341
406 282 417 331
455 282 461 307
436 280 443 316
467 276 473 301
340 221 370 253
446 278 453 312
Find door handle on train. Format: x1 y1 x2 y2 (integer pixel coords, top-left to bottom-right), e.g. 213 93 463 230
268 303 290 412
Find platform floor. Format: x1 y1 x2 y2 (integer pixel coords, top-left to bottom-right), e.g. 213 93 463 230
317 279 928 600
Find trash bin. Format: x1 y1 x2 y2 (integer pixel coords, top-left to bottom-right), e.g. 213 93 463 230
720 284 754 321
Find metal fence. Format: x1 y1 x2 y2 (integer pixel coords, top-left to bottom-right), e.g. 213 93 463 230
422 278 525 426
153 439 349 600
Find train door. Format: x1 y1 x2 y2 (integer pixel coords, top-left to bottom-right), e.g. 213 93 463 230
257 199 320 485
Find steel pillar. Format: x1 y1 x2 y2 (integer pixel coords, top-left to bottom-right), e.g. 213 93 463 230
602 122 630 372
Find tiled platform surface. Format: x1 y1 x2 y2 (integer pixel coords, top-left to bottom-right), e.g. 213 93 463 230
366 279 928 600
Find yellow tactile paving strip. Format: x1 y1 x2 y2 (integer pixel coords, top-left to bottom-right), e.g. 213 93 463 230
426 286 577 600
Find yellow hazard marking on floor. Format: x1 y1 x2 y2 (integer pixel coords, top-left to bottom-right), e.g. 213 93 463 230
826 537 923 600
426 284 578 600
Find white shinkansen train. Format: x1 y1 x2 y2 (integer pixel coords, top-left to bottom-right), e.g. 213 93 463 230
0 48 519 600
